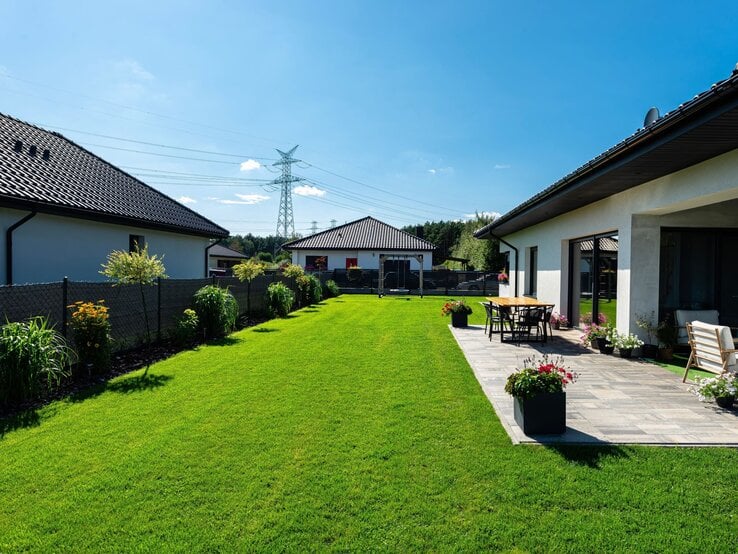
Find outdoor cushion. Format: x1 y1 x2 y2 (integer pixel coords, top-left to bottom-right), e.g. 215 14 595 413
675 309 719 345
688 320 736 374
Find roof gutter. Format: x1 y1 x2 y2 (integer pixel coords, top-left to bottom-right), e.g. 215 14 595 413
6 211 36 285
204 239 222 278
488 231 519 297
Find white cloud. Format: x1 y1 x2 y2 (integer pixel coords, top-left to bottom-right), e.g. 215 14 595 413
427 166 454 176
494 164 511 170
294 185 326 197
206 196 220 201
217 194 269 205
115 59 154 81
463 211 501 220
177 196 197 204
240 159 262 171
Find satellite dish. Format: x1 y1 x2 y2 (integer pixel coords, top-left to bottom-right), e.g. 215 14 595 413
643 107 660 127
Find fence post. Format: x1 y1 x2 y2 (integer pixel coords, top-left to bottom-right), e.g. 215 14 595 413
157 276 162 342
61 276 68 337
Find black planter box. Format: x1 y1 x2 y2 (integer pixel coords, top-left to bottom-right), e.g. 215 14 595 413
513 391 566 435
451 312 468 328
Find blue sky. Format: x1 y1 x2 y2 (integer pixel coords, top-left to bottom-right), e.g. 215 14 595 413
1 1 737 236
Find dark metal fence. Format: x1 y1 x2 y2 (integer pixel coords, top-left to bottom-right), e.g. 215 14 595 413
0 273 289 352
322 269 500 296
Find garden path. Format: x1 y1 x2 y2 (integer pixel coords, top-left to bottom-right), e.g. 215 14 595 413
451 326 738 445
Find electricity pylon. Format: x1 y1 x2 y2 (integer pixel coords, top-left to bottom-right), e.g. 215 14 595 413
269 145 303 238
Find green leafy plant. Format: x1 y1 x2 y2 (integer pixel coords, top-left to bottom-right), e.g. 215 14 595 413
635 311 658 345
322 279 341 298
232 258 267 317
657 318 678 348
0 316 73 406
68 300 112 374
193 285 238 340
171 308 200 347
267 282 294 318
613 332 644 350
441 300 472 316
100 244 167 343
504 355 577 399
690 374 737 403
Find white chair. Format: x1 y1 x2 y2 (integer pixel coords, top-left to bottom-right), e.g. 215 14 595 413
675 309 719 346
683 321 737 382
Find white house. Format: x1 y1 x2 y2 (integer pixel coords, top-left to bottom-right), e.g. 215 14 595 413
208 243 248 274
0 113 229 284
283 216 434 276
475 67 738 337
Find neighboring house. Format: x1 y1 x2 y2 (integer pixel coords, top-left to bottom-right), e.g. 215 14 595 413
208 243 248 274
475 67 738 336
282 216 435 272
0 113 229 284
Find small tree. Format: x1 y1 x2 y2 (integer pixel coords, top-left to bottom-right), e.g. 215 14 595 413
100 244 167 343
233 258 267 318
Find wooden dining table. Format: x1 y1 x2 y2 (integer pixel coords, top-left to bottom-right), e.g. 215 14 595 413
486 296 556 342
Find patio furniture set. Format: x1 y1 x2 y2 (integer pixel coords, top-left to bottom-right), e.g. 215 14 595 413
482 296 555 344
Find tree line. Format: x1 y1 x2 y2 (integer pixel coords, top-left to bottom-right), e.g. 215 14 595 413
224 214 505 271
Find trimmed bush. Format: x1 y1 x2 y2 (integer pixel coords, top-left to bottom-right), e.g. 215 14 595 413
68 300 112 375
0 317 73 406
171 308 200 347
193 285 238 339
323 279 341 298
267 282 294 318
308 275 322 305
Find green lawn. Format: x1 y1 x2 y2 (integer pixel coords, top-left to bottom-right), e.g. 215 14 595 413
579 298 617 325
1 295 737 551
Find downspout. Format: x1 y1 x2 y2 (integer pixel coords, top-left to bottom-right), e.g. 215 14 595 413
204 239 222 278
6 211 37 285
487 231 519 297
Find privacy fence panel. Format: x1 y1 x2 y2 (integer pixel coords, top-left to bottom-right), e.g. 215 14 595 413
0 274 279 353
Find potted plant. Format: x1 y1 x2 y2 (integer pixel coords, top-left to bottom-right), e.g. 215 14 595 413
635 312 659 358
497 270 509 285
689 374 737 409
504 354 577 435
613 332 644 359
580 323 603 348
656 317 678 361
550 312 569 330
441 299 473 328
582 324 615 354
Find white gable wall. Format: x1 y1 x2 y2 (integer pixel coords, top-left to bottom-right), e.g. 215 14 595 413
498 148 738 336
290 249 432 270
0 209 211 284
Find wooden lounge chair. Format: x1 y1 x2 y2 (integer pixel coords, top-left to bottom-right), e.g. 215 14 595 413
683 321 738 382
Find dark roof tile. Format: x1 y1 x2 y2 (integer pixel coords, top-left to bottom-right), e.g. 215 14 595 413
0 113 228 238
283 216 435 251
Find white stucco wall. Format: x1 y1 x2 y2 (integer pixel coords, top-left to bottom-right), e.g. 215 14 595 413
0 208 212 284
497 148 738 335
290 249 432 270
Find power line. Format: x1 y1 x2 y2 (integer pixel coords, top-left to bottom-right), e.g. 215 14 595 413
80 142 242 165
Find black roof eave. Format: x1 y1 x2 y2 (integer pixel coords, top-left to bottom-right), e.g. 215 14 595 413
0 196 229 239
475 74 738 239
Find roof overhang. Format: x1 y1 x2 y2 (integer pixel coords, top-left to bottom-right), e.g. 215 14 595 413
0 197 230 239
476 73 738 238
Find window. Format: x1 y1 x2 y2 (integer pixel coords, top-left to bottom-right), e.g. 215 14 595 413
528 247 538 296
346 257 358 269
306 255 328 271
129 234 145 252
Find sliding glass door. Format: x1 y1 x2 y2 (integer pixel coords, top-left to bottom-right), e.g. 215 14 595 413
569 234 618 327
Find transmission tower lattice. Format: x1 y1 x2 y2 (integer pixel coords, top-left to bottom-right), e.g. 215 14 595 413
269 145 303 238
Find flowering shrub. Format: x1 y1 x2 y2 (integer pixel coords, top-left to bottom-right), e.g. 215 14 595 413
690 374 737 402
504 355 577 399
581 323 617 347
580 312 608 326
613 332 644 350
441 299 473 316
551 312 569 327
68 300 111 374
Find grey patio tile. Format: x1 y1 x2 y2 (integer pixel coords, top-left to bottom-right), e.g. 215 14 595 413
450 325 738 447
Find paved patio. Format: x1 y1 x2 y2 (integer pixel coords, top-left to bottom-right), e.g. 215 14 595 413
450 324 738 446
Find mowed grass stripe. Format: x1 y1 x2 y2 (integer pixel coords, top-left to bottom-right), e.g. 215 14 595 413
1 295 737 552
